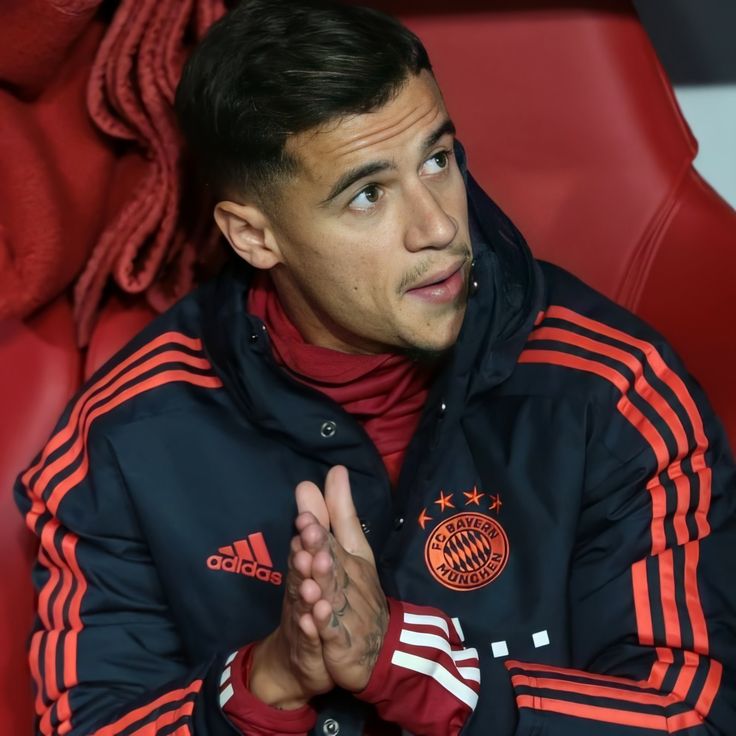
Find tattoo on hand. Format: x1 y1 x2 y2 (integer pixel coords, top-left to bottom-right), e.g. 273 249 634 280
334 592 350 617
360 630 382 668
359 606 387 668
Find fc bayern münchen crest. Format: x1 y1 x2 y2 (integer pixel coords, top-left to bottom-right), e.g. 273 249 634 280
419 488 509 591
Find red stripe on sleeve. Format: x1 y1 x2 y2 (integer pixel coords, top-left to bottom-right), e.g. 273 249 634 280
520 348 671 552
128 701 196 735
22 341 222 735
683 541 709 655
518 305 720 725
46 368 221 515
29 628 48 719
631 560 655 647
671 651 700 701
546 306 712 542
29 350 217 513
166 726 192 736
37 544 57 631
528 325 695 547
694 659 722 719
507 660 650 688
91 680 202 736
510 673 679 707
61 533 84 688
21 333 202 493
659 549 683 651
536 311 713 653
515 694 673 731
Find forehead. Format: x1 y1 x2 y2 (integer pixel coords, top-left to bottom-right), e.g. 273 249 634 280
287 71 448 184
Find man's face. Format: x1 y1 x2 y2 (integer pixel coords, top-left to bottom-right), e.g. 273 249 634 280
266 70 471 355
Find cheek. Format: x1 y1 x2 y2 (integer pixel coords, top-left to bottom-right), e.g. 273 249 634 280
299 249 370 307
287 218 401 309
323 242 388 289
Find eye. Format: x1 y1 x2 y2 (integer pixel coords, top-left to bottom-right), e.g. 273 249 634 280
349 184 383 211
422 150 451 175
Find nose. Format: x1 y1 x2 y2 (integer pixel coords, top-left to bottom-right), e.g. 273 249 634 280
403 183 458 252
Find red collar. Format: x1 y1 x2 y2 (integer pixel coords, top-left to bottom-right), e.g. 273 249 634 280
246 271 433 477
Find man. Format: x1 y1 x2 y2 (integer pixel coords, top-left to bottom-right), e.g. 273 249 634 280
16 1 736 735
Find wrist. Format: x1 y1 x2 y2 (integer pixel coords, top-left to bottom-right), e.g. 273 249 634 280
356 597 402 701
249 635 310 710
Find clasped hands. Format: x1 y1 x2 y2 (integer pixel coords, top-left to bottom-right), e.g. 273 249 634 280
250 466 389 709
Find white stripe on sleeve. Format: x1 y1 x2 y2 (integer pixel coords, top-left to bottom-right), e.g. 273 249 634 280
451 647 479 663
403 612 449 636
219 666 231 686
219 683 235 707
400 628 453 657
451 617 465 642
391 651 479 711
457 666 481 683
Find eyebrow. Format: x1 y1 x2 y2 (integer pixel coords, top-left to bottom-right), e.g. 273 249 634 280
319 117 457 206
421 118 456 155
320 160 396 206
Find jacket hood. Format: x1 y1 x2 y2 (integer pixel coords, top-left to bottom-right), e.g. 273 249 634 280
455 141 543 396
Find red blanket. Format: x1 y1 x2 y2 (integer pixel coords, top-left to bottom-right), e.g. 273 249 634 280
0 0 226 344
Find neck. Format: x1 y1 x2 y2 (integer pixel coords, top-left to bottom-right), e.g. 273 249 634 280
268 266 392 355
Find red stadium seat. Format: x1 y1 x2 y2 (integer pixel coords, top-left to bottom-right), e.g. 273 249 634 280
2 1 734 729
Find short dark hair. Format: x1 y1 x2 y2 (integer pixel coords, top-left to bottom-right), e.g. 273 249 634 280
175 0 432 203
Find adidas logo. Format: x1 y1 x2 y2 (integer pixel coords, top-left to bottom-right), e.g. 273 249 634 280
207 533 282 586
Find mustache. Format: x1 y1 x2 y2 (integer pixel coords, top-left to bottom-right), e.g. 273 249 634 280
397 244 472 294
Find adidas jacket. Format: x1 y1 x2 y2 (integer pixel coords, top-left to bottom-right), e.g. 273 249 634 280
16 149 736 736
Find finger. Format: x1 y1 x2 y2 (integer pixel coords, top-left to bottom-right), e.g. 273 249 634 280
295 481 330 529
311 547 340 599
295 511 322 533
297 612 321 643
313 598 347 645
299 577 323 606
299 517 330 556
324 465 373 560
292 548 314 579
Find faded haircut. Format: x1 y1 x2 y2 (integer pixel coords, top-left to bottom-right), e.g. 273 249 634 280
175 0 432 204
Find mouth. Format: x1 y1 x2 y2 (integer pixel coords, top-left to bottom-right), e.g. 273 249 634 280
405 259 468 304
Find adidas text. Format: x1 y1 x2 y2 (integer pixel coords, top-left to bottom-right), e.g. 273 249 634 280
207 555 283 586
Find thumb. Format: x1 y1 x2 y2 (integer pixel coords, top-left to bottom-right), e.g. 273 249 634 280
323 466 373 561
295 480 330 529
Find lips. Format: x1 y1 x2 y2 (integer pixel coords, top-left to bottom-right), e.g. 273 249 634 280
407 260 466 292
404 259 467 305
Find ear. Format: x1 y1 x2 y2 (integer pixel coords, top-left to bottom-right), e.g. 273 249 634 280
214 200 284 270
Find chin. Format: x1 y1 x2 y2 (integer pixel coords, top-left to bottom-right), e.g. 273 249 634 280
400 323 463 362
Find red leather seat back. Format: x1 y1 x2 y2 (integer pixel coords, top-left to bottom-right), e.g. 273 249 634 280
633 169 736 444
84 296 158 379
